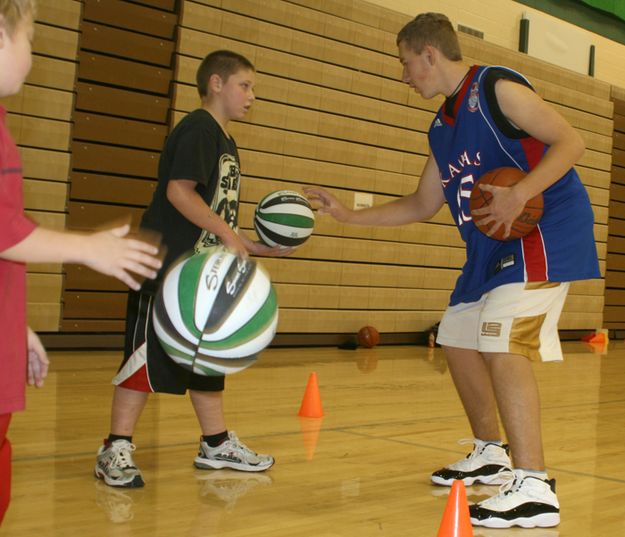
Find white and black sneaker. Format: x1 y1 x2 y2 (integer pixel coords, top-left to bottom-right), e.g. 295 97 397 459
469 469 560 528
194 431 274 472
95 439 145 488
431 439 512 486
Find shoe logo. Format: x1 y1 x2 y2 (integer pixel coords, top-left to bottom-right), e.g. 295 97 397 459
481 322 502 337
433 118 443 128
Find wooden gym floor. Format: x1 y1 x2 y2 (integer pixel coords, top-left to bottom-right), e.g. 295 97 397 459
2 341 625 536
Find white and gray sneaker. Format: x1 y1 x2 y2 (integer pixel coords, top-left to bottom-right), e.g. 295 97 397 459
95 439 145 488
469 469 560 528
194 431 274 472
431 439 512 486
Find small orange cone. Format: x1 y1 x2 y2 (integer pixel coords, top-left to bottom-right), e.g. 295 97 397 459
584 340 608 354
436 480 474 537
589 332 606 344
299 417 322 460
298 372 324 418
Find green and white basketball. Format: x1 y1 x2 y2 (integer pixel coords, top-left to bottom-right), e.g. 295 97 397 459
254 190 315 248
152 248 279 376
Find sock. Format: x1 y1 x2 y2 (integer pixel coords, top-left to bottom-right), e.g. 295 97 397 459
518 468 548 480
202 431 228 447
477 438 504 447
106 433 132 445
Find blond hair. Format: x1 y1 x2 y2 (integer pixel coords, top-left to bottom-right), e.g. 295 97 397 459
396 13 462 61
0 0 36 36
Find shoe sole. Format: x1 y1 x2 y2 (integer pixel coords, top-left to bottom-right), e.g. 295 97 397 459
431 473 508 487
470 513 560 528
193 457 274 473
94 466 145 488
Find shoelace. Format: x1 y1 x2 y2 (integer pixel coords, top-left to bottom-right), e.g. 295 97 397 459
489 470 548 501
457 438 482 461
110 443 137 469
226 432 255 456
493 469 517 495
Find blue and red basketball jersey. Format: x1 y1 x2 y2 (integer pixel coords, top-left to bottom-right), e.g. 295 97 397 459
428 65 600 306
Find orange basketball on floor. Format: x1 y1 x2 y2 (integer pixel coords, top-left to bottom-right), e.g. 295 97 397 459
357 326 380 348
469 167 543 241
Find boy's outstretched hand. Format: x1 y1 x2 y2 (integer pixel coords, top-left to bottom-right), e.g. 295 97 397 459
303 186 350 222
85 224 163 291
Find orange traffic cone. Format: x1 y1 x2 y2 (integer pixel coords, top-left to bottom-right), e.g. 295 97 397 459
589 332 606 344
299 417 322 460
437 480 473 537
298 372 324 418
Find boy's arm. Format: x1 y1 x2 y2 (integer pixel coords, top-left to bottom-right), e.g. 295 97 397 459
167 179 248 256
304 155 445 226
0 224 162 290
474 79 585 236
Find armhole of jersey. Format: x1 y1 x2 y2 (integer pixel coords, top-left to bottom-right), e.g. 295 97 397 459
483 68 533 139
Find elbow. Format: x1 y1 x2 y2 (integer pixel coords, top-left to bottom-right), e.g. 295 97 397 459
166 181 187 209
572 130 585 163
166 181 177 205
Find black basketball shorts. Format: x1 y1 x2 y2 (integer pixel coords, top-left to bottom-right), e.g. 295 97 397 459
113 290 225 394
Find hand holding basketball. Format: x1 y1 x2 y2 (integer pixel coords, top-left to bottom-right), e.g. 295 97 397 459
470 167 543 241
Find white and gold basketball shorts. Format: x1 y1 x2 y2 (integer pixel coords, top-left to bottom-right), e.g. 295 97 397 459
436 282 570 362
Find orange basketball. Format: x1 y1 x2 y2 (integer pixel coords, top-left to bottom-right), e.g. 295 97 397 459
357 326 380 348
469 167 543 241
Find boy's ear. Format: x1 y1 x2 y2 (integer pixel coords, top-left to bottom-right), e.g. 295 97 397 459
208 73 223 94
423 44 437 66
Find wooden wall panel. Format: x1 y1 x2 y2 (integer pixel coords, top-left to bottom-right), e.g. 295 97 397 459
60 0 180 335
168 0 609 335
604 92 625 331
0 0 80 331
18 0 612 343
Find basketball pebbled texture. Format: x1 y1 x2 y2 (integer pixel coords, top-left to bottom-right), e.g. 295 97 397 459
153 248 279 376
254 190 315 248
469 167 544 241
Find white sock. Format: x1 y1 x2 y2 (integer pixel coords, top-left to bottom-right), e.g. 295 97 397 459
519 468 548 480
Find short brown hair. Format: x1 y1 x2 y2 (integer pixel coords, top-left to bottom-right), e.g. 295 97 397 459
196 50 255 98
396 13 462 61
0 0 36 37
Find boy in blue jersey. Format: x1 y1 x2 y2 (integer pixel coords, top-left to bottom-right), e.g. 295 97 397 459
305 12 599 529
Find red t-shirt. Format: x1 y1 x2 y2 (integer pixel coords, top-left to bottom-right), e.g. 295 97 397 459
0 106 38 415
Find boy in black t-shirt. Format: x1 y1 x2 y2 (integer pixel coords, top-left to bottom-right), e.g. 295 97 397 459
95 50 290 488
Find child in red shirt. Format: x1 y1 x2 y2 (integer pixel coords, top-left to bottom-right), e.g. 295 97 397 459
0 0 162 525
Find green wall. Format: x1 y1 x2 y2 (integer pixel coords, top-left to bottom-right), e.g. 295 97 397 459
515 0 625 45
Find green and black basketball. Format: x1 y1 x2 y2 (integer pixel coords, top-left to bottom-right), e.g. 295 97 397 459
152 248 278 376
254 190 315 248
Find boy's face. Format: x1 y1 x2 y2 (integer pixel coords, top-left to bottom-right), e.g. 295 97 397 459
217 68 256 121
398 40 437 99
0 13 34 98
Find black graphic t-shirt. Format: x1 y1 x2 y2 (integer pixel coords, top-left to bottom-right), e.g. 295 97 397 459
141 108 241 289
